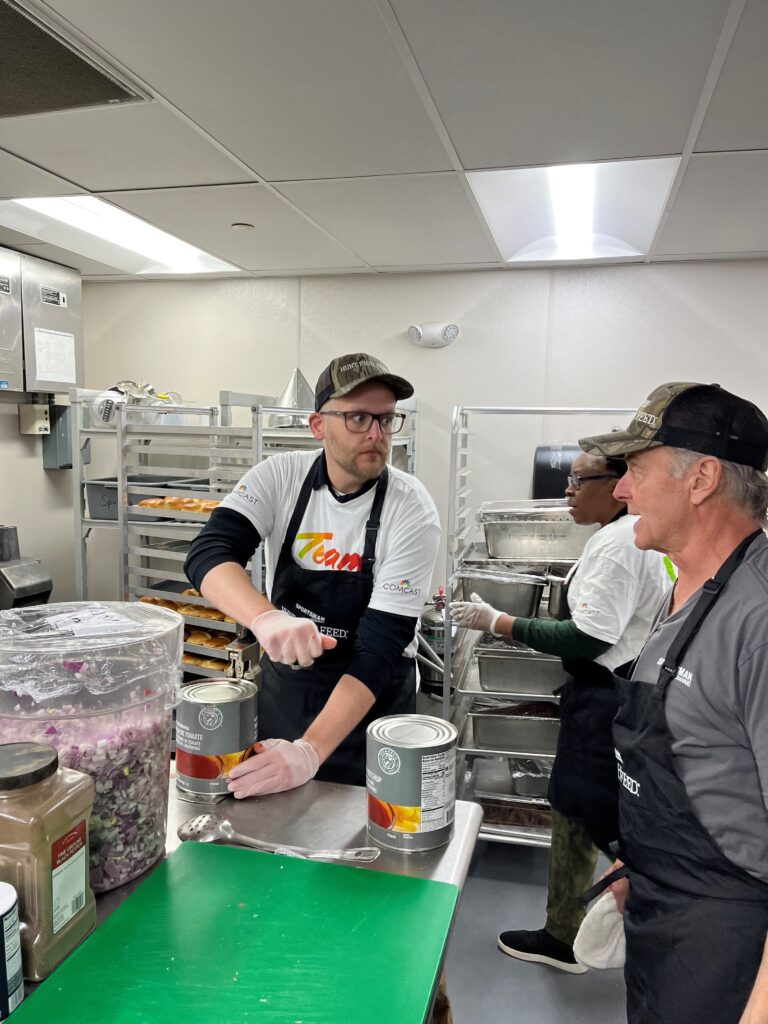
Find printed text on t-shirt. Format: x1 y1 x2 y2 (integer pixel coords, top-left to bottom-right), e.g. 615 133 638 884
295 532 362 571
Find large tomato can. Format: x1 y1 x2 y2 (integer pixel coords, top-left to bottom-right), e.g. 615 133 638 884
366 715 457 853
175 679 258 800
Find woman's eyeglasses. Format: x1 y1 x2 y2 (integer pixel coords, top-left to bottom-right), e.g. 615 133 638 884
567 474 618 491
320 410 406 434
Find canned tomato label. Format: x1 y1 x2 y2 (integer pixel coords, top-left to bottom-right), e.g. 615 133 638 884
0 881 24 1019
175 679 258 800
366 715 457 853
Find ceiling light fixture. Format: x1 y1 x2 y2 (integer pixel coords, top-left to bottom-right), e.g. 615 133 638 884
230 222 255 230
0 195 238 275
467 156 680 265
547 163 595 260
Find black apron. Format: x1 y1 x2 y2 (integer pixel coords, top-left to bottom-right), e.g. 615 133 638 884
547 544 625 854
258 456 416 786
613 530 768 1024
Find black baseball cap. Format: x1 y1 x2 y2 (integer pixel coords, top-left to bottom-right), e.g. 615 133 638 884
580 382 768 471
314 353 414 411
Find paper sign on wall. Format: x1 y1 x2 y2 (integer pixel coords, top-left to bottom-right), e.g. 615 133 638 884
34 328 77 384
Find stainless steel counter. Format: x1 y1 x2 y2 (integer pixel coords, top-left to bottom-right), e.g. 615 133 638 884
168 776 483 886
95 773 483 925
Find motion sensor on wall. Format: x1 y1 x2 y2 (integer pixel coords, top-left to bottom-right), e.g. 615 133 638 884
407 322 460 348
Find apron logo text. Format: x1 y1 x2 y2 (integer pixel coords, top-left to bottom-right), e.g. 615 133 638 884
617 762 640 797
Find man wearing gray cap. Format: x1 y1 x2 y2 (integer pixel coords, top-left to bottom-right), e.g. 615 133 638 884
185 353 440 796
579 382 768 1024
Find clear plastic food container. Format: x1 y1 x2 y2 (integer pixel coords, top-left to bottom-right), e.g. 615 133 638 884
0 603 183 892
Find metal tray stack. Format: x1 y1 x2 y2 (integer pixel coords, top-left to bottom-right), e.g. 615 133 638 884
476 500 597 560
474 635 565 697
454 507 587 846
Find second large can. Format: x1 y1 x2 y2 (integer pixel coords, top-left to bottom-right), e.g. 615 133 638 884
175 679 258 800
366 715 457 853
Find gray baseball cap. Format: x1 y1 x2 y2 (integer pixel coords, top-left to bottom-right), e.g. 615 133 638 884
314 353 413 411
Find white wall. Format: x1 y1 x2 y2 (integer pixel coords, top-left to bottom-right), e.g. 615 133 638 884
0 399 74 602
11 259 766 601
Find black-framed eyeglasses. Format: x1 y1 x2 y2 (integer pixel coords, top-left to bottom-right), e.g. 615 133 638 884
567 474 619 491
320 410 406 434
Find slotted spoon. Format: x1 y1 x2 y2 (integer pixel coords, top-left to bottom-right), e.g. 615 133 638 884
177 813 380 863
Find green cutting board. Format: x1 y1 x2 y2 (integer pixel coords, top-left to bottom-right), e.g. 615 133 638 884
15 843 458 1024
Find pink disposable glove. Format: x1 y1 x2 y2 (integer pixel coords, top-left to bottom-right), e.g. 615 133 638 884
228 738 320 798
449 592 503 634
251 609 337 667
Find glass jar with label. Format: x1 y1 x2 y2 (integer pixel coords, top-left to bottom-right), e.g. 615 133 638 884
0 742 96 980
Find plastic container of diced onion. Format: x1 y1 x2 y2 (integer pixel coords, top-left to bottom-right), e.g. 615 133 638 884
0 602 183 892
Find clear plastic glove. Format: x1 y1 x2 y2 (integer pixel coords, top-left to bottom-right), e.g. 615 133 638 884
449 592 503 634
251 609 337 667
228 738 320 798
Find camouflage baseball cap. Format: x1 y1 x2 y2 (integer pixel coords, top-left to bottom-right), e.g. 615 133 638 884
314 353 413 411
580 382 768 471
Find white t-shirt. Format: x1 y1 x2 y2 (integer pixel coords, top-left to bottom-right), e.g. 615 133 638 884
221 451 441 646
567 515 672 671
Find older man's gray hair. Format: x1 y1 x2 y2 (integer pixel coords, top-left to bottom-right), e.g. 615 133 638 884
669 448 768 528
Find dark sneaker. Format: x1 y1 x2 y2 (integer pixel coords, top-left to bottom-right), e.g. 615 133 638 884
497 928 587 974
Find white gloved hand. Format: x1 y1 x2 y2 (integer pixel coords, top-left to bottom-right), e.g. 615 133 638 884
250 609 336 667
228 738 320 799
449 592 504 634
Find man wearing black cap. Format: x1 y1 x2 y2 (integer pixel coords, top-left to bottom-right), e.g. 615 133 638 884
579 382 768 1024
185 353 439 797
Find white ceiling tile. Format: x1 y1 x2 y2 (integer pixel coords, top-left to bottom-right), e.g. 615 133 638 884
103 184 368 271
276 174 499 266
42 0 452 180
654 152 768 256
0 102 251 191
0 226 49 248
695 0 768 153
391 0 732 168
0 148 83 199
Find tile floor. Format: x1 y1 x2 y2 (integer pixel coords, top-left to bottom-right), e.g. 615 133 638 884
445 841 627 1024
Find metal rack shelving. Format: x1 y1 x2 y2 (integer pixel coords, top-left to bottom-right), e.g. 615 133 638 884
443 404 635 846
72 390 419 678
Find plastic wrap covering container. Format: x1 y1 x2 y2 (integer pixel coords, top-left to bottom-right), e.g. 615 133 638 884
456 569 546 617
476 500 597 560
0 603 183 893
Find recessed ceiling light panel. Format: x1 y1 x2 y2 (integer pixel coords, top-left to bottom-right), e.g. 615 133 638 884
467 157 680 264
0 196 239 275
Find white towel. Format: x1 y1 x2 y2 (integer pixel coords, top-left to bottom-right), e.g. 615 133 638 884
573 890 626 970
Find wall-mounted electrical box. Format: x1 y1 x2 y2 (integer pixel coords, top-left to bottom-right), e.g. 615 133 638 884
0 245 83 394
18 404 50 434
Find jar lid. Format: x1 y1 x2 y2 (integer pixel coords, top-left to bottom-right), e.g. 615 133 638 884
0 881 17 916
0 742 58 791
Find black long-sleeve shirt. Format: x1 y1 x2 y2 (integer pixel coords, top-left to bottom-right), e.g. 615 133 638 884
184 507 418 697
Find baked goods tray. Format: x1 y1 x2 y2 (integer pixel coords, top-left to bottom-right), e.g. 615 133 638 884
128 585 238 634
457 717 556 760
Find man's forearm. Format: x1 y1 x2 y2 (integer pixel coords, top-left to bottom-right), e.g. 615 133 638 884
199 561 273 626
740 934 768 1024
302 674 376 763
